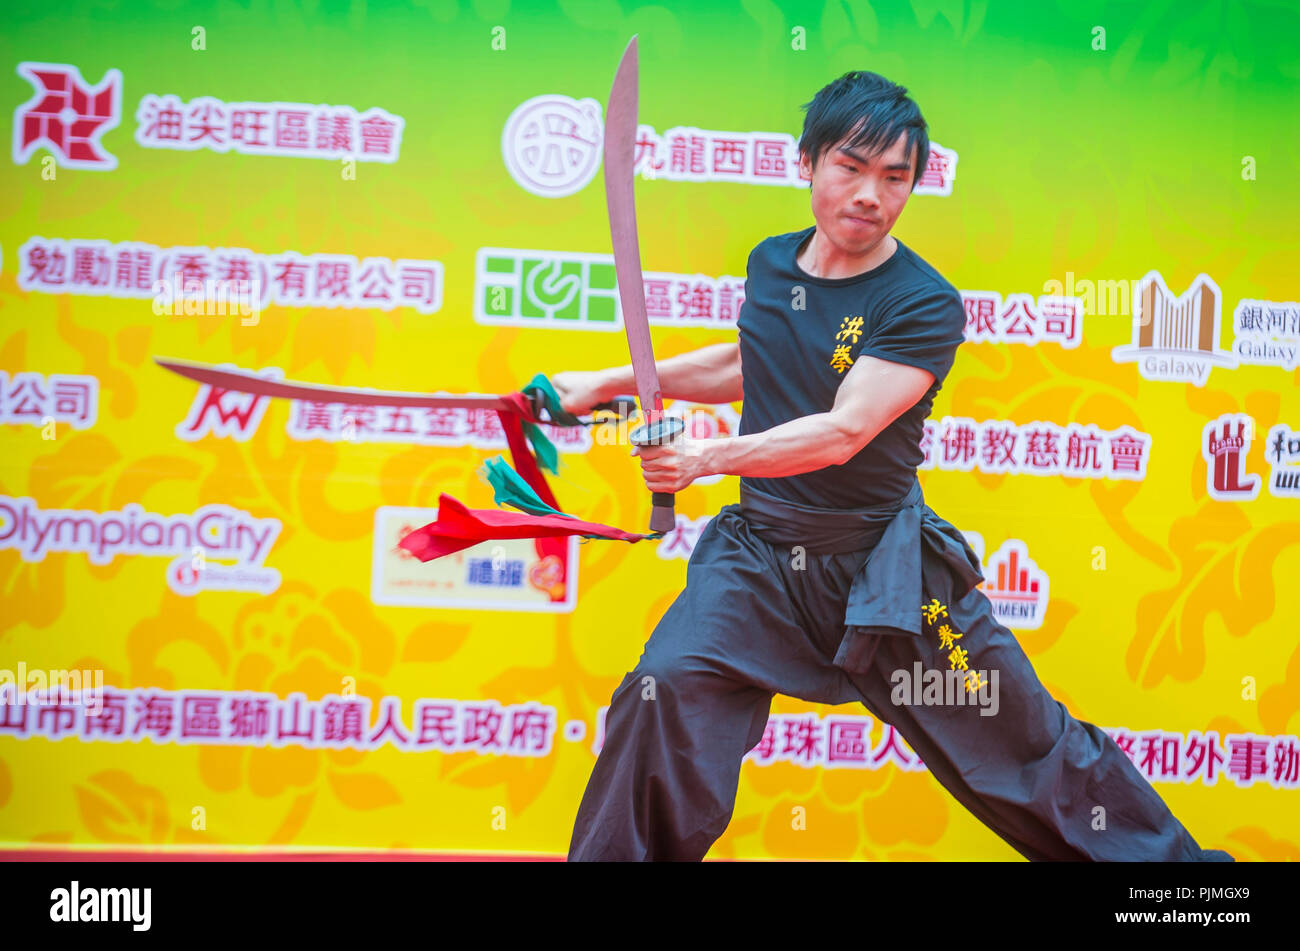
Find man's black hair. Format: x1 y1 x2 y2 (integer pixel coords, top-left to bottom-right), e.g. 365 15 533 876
797 71 930 190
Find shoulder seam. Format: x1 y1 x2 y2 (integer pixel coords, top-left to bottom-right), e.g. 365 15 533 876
896 247 960 299
894 249 967 304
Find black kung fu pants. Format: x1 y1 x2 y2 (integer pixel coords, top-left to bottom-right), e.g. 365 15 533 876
567 490 1233 863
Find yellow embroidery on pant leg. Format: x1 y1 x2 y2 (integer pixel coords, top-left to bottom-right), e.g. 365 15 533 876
921 598 948 625
923 598 978 690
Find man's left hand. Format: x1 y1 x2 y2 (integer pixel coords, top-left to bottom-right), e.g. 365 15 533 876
633 437 710 493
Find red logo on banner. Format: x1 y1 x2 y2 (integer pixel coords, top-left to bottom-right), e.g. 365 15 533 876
977 539 1050 630
174 366 282 442
12 63 122 170
1202 413 1260 501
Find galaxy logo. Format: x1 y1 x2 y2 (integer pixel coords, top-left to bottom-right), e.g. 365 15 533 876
1112 271 1237 386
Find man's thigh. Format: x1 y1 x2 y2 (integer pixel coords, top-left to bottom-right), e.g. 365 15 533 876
634 508 855 706
854 584 1075 774
845 571 1200 859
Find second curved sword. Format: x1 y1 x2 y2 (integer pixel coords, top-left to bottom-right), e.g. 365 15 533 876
603 35 684 534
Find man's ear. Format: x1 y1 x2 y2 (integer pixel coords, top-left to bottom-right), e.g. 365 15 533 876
798 149 814 186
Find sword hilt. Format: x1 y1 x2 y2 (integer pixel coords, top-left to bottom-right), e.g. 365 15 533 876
527 391 637 422
592 395 638 418
629 415 686 534
648 493 676 534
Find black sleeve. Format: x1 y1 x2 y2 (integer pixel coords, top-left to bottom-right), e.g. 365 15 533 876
858 287 966 383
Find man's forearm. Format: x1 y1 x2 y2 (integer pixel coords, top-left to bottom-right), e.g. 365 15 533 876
595 342 742 404
697 411 860 479
632 353 936 493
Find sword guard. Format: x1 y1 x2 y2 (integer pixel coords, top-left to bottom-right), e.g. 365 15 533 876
527 389 546 420
628 415 685 447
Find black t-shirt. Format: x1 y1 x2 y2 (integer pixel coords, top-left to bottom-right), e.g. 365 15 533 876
736 225 966 509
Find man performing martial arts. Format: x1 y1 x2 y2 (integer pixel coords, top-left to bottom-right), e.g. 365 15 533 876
551 70 1233 862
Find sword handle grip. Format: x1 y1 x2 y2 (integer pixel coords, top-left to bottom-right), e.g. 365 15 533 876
530 392 637 421
649 493 676 534
628 416 687 535
591 396 638 418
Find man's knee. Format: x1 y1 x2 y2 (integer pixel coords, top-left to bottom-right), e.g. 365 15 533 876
629 651 737 704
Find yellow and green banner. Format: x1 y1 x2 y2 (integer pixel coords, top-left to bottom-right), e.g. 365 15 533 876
1 0 1297 859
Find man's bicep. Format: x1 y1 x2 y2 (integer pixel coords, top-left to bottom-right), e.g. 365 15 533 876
854 346 952 380
859 289 966 383
832 353 935 435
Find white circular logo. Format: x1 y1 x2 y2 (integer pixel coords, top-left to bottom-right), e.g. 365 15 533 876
502 95 603 198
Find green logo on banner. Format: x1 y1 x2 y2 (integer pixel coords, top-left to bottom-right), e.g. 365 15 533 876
476 248 619 329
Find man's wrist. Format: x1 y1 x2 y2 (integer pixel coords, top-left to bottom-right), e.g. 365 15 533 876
595 367 630 403
696 436 730 479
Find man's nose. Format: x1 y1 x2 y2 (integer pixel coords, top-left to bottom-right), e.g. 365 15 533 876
852 177 882 207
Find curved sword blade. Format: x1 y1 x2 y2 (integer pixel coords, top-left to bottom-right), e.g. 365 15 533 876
603 35 663 425
154 357 515 411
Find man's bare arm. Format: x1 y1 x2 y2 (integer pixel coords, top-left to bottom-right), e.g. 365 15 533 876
551 342 742 414
635 354 934 490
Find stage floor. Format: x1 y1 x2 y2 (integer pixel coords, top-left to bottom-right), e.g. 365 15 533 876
2 847 565 861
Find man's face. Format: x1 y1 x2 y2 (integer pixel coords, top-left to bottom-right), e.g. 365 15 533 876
798 129 916 257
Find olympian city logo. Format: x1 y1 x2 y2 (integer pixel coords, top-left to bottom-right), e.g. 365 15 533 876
0 496 282 596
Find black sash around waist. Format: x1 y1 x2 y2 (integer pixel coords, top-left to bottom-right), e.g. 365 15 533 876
738 479 924 555
728 476 985 668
